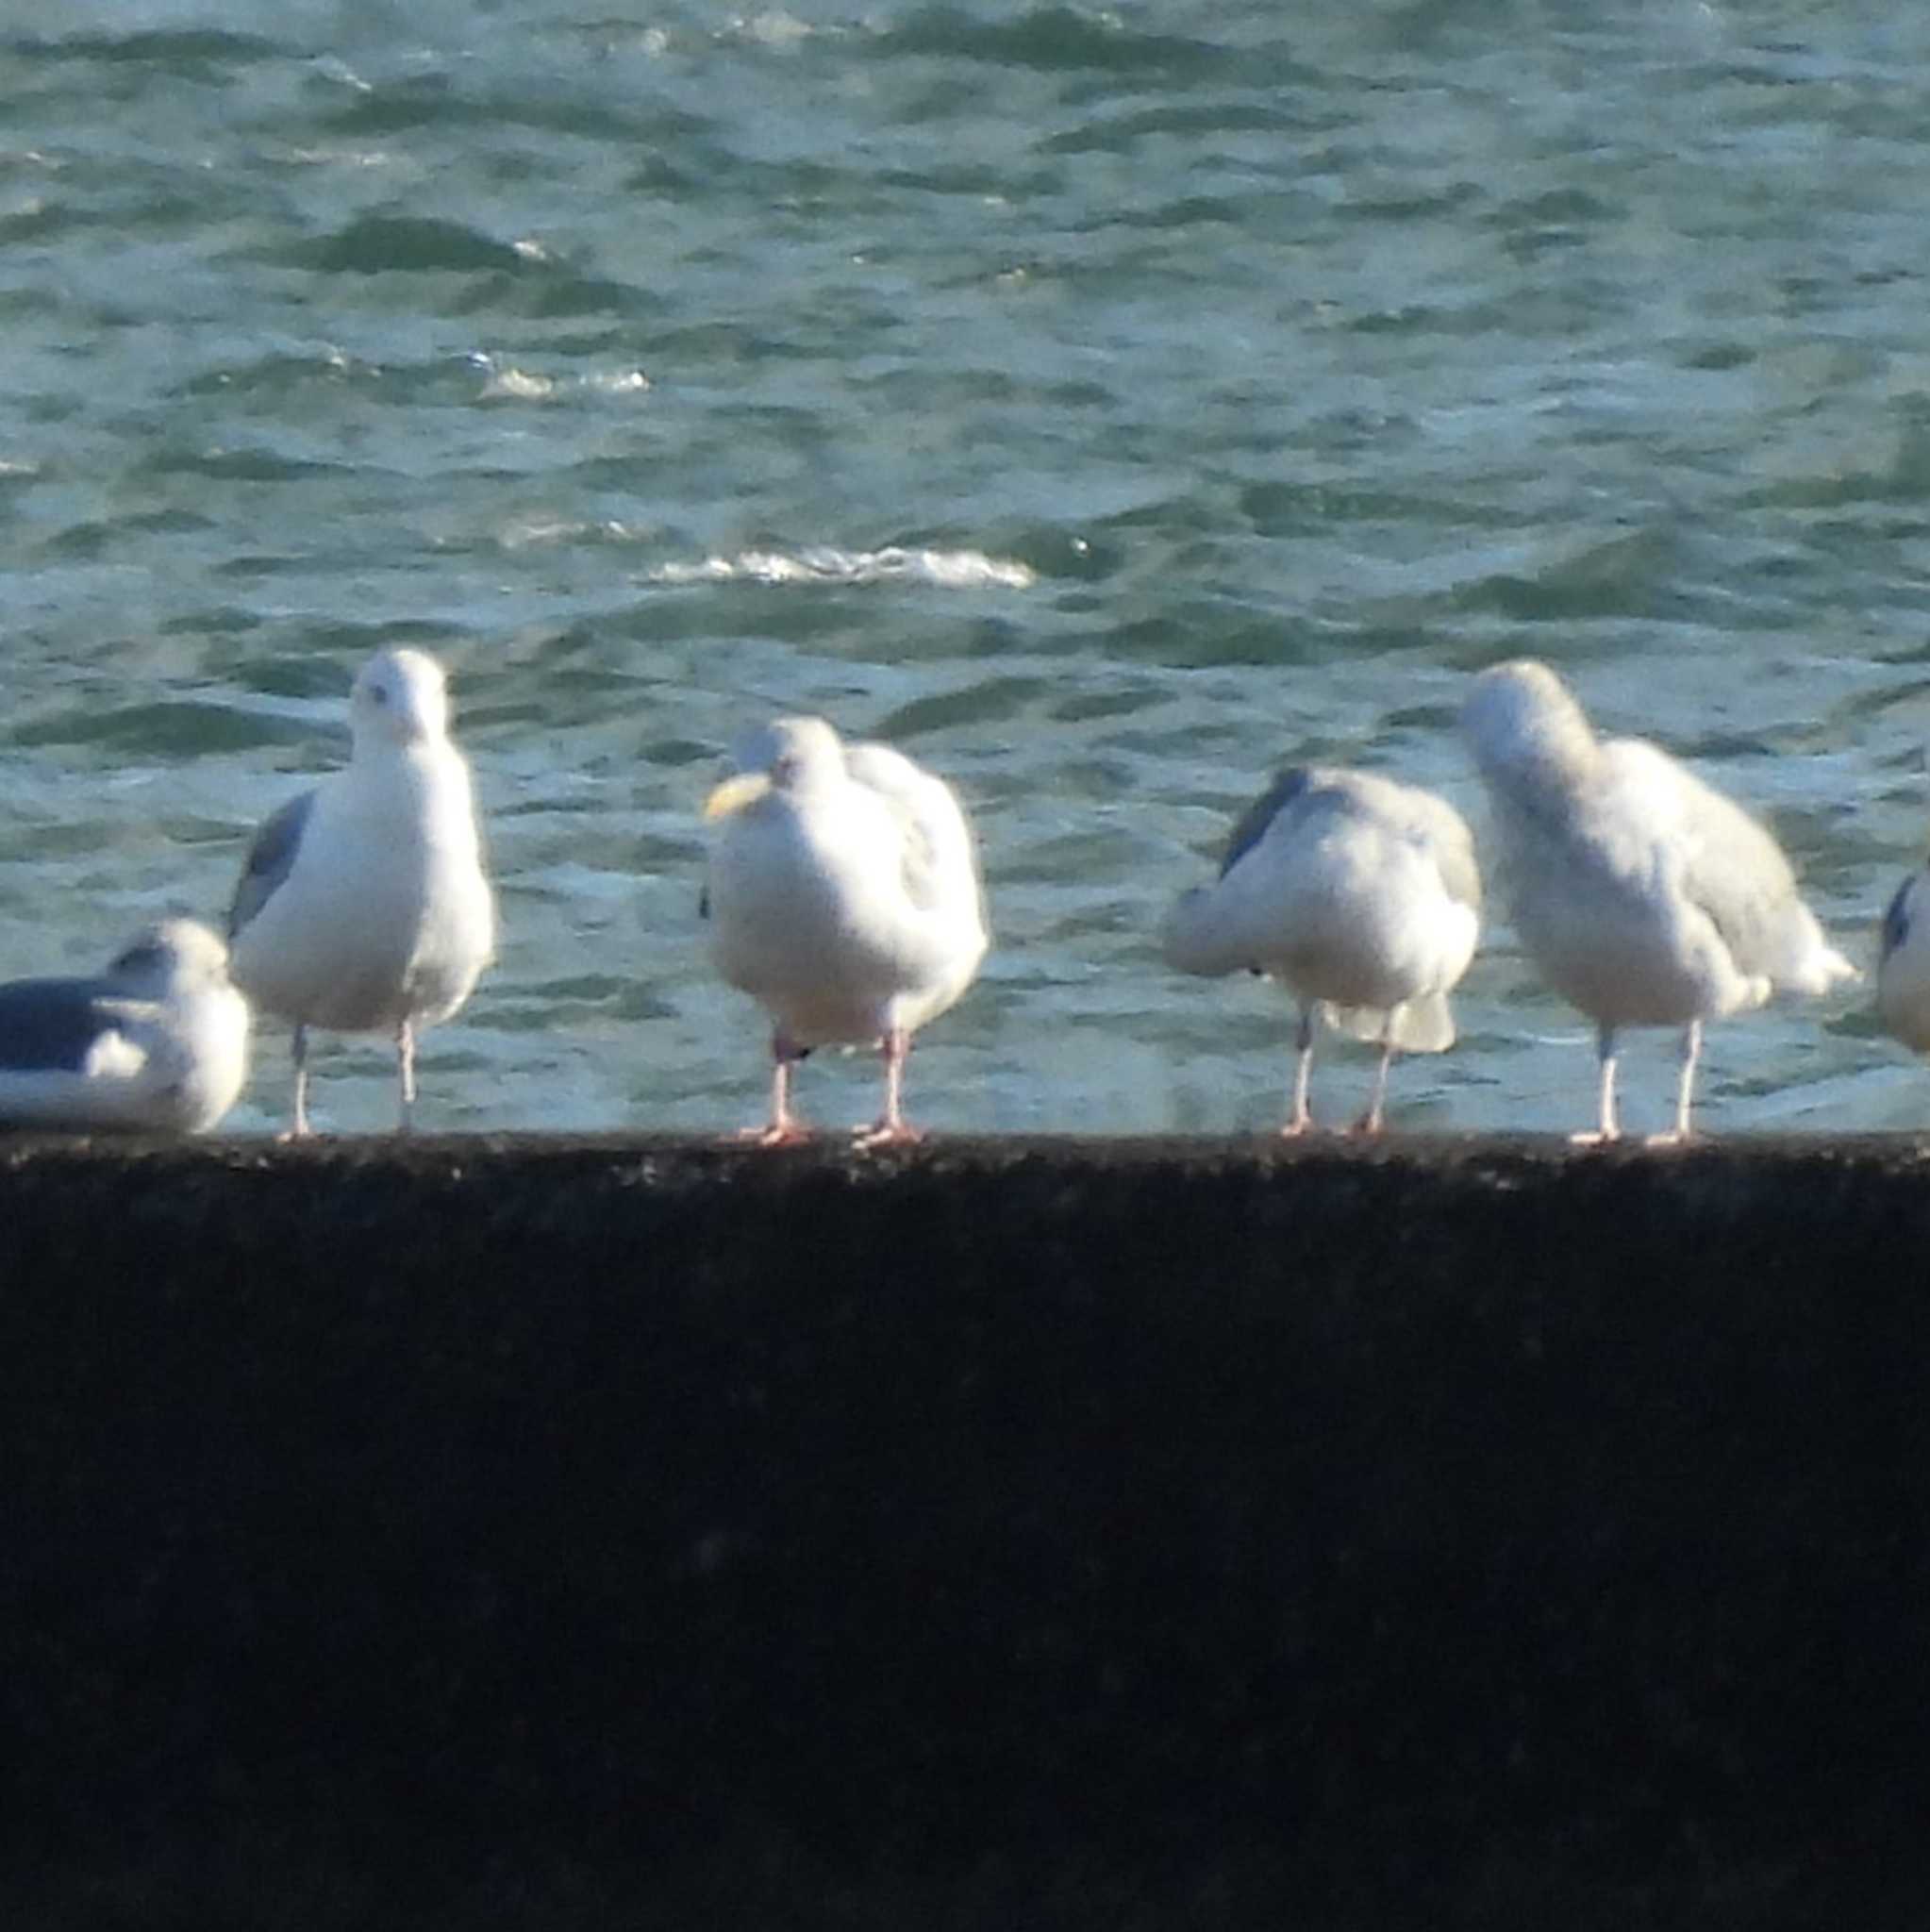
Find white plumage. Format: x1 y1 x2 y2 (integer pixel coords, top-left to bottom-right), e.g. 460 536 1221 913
228 646 495 1136
703 715 990 1144
0 918 249 1134
1462 658 1855 1141
1163 765 1481 1134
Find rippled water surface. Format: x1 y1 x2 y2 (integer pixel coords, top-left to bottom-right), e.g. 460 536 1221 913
5 0 1930 1135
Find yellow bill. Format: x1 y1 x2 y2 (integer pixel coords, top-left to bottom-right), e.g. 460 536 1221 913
704 771 773 821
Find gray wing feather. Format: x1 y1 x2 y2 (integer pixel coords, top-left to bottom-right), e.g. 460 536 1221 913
1604 741 1797 970
1219 765 1481 919
0 978 123 1073
229 789 316 938
1220 768 1313 878
1882 872 1915 964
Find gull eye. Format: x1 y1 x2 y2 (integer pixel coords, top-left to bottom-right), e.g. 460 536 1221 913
371 683 390 706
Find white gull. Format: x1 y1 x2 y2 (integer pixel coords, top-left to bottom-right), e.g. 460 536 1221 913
228 646 495 1136
0 918 249 1134
1462 658 1855 1142
703 715 990 1145
1163 765 1481 1134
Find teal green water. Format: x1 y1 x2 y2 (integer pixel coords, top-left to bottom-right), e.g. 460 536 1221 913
3 0 1927 1135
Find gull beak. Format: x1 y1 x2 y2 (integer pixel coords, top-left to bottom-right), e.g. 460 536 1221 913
704 772 773 821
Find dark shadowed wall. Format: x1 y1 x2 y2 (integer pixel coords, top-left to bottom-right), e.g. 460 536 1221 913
4 1136 1929 1924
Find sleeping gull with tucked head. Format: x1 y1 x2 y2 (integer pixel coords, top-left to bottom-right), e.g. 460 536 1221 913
228 646 494 1136
1163 765 1481 1134
703 715 990 1145
0 918 249 1134
1462 658 1855 1143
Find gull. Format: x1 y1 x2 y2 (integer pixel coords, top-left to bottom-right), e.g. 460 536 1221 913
703 715 990 1145
1877 847 1930 1067
0 918 249 1134
228 646 494 1136
1163 765 1481 1134
1462 658 1855 1143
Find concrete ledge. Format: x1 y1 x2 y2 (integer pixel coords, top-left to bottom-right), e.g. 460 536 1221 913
5 1135 1930 1924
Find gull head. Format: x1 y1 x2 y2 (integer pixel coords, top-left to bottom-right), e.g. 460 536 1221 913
705 715 846 821
351 646 452 750
106 918 234 996
1461 658 1598 786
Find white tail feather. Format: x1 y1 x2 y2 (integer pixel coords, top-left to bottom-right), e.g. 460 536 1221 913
1327 991 1456 1055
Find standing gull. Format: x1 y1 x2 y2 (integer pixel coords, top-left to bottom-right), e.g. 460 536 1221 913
703 715 990 1145
228 646 494 1136
1163 766 1481 1134
1462 658 1855 1142
0 918 249 1134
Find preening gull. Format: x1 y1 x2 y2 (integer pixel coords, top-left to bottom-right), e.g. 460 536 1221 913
703 715 990 1145
1163 766 1481 1134
0 918 248 1134
228 646 495 1136
1462 658 1855 1142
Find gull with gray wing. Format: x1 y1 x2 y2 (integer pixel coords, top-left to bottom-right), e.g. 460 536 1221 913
1163 764 1481 1134
1462 658 1855 1142
0 918 249 1134
228 646 494 1135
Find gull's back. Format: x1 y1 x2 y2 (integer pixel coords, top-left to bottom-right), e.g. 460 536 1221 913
0 975 127 1074
843 741 989 931
1599 737 1854 998
841 739 990 1024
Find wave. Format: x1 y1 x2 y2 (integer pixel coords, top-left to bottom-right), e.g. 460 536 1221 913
474 357 651 404
643 546 1038 589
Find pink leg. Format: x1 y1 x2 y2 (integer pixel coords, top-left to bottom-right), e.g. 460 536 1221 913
1352 1025 1395 1136
395 1018 416 1135
1645 1019 1702 1147
1571 1026 1621 1145
857 1028 923 1148
736 1034 812 1146
1280 1005 1315 1137
280 1023 312 1141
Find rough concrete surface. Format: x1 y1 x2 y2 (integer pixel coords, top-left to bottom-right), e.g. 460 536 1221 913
4 1133 1930 1927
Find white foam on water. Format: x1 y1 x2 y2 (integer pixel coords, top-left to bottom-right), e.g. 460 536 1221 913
472 356 650 403
645 546 1037 590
